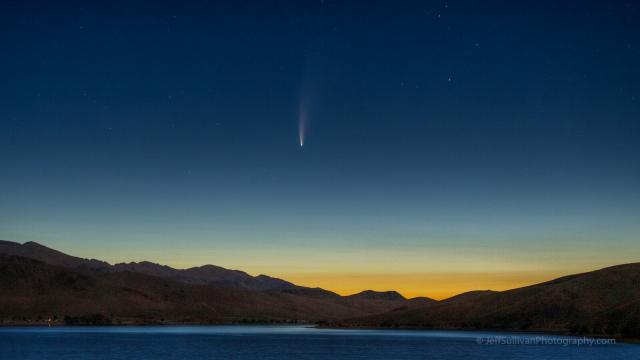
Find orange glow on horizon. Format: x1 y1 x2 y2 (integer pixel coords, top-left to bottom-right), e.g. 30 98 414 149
279 270 565 300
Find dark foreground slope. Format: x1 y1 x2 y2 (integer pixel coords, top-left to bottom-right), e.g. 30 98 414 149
334 263 640 338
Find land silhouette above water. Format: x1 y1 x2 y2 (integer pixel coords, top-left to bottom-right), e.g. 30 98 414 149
0 240 638 339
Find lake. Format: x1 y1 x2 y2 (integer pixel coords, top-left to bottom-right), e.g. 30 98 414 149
0 325 637 359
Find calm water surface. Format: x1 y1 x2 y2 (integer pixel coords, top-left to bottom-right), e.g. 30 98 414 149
0 325 637 359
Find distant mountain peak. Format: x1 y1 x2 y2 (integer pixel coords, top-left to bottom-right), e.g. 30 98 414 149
347 290 406 301
0 240 110 270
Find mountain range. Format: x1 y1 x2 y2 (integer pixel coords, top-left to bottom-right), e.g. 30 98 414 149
0 240 638 339
0 240 430 325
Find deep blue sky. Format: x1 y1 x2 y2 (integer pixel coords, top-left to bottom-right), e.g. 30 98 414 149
1 1 639 297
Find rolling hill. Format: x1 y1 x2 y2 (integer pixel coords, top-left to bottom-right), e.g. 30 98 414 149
332 263 640 338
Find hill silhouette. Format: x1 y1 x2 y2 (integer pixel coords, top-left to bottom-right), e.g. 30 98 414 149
1 240 638 339
332 264 640 339
0 241 429 325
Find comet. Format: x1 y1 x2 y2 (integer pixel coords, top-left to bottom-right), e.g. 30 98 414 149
298 96 308 147
298 123 305 147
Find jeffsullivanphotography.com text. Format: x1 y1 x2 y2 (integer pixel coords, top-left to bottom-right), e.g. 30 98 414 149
476 336 616 346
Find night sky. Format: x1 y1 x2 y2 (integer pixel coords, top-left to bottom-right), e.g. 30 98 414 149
2 1 639 298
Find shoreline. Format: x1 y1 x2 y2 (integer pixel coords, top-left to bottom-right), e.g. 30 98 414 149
1 321 637 343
